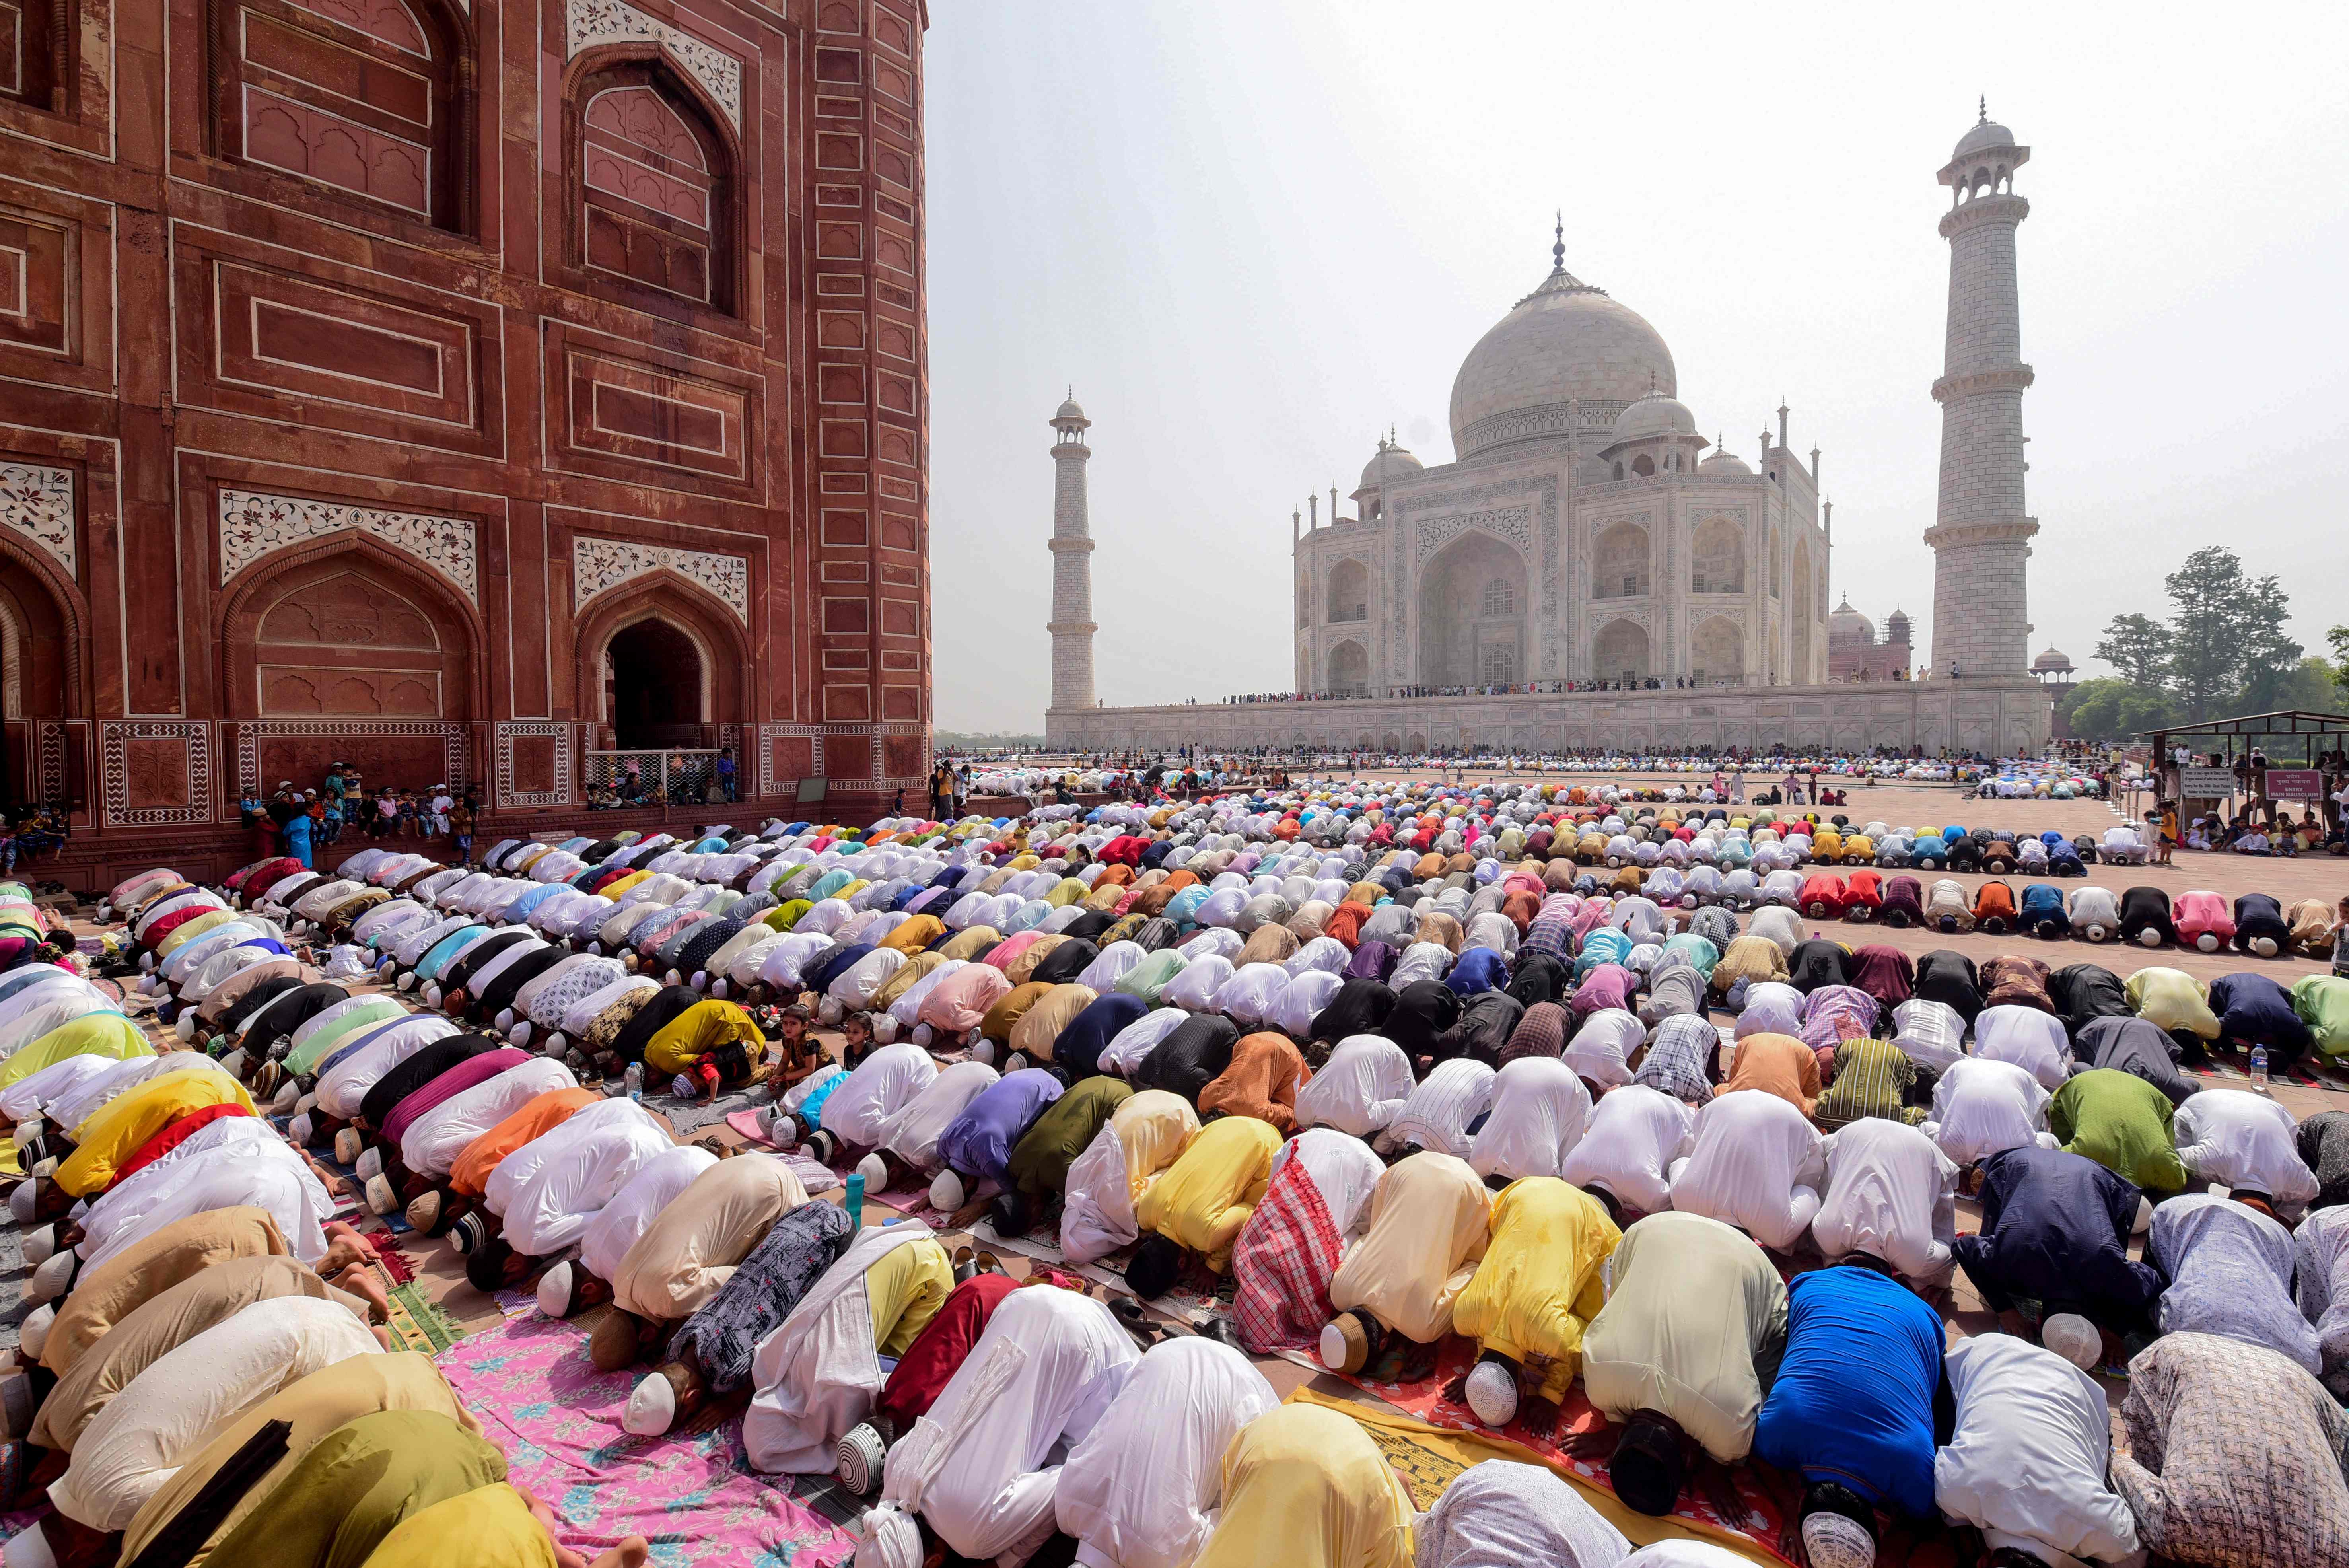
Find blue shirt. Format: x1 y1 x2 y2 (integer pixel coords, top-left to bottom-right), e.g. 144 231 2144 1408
1753 1266 1942 1515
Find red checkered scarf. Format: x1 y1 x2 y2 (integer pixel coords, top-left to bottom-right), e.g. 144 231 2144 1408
1230 1153 1345 1354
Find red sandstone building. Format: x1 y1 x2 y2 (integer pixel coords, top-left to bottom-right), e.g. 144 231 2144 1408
0 0 930 883
1827 599 1913 684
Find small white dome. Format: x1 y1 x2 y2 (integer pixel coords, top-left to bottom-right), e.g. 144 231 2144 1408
1611 387 1696 443
1829 598 1876 646
1954 117 2017 160
1697 440 1751 476
2033 646 2075 673
1053 395 1088 424
1358 443 1424 491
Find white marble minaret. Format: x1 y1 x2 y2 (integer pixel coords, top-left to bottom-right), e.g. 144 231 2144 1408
1046 393 1097 715
1925 103 2038 679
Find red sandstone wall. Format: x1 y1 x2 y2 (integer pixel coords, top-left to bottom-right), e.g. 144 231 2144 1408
0 0 930 881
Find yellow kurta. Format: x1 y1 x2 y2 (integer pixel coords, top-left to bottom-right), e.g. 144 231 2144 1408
347 1481 557 1568
0 1012 149 1093
1135 1115 1280 1272
865 1234 953 1356
55 1067 254 1196
154 909 238 959
643 998 768 1079
1113 1089 1202 1206
117 1352 481 1568
1196 1403 1414 1568
1326 1151 1491 1345
1448 1178 1621 1402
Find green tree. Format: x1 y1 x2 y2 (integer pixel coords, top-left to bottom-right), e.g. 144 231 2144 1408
2063 678 2183 742
2162 546 2298 720
2252 655 2340 716
2330 626 2349 706
2094 612 2173 688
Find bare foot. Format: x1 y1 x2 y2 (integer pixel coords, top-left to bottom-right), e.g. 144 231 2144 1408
317 1235 368 1278
336 1263 390 1324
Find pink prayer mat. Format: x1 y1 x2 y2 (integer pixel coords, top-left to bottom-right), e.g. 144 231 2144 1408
439 1312 855 1567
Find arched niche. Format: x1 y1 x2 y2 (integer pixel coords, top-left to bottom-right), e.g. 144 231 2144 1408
1326 640 1368 697
1326 558 1369 624
570 51 740 314
1593 523 1650 600
1791 536 1815 682
221 541 480 719
1416 531 1523 687
1691 616 1744 686
1690 517 1745 595
1593 619 1650 684
215 0 476 233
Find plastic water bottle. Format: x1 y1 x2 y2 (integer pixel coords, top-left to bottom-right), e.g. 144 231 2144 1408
2250 1046 2269 1094
625 1062 644 1102
845 1170 866 1233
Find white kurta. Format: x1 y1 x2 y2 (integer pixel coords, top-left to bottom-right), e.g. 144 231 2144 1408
1059 1123 1136 1266
397 1056 579 1178
1810 1119 1959 1280
1927 1057 2055 1166
1471 1057 1593 1183
78 1124 333 1268
1934 1334 2138 1568
876 1060 998 1175
873 1285 1140 1564
579 1142 719 1284
0 1052 126 1123
1262 1128 1385 1247
495 1099 675 1256
47 1295 376 1530
1557 1084 1696 1215
1667 1091 1825 1250
2173 1088 2319 1210
313 1016 459 1119
1561 1010 1643 1089
47 1052 224 1138
1974 1005 2072 1091
1293 1035 1415 1138
818 1042 939 1149
1890 999 1967 1072
1053 1337 1278 1568
1098 1008 1188 1078
1387 1060 1497 1158
743 1221 936 1474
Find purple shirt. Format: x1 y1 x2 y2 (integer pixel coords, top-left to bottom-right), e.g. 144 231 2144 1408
935 1068 1064 1185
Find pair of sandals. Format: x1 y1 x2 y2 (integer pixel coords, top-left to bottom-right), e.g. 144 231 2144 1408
1108 1294 1243 1352
947 1246 1005 1285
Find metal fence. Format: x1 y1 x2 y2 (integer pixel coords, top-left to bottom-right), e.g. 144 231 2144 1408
584 749 737 805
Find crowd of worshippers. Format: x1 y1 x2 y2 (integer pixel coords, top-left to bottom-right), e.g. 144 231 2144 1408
35 782 2349 1568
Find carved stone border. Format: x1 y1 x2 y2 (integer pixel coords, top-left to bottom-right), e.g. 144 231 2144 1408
100 720 213 827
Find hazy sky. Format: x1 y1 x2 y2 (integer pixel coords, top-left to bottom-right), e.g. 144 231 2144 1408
924 4 2349 734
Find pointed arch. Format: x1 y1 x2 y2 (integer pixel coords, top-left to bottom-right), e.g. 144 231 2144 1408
220 535 484 718
570 568 751 736
566 45 742 315
1592 618 1650 684
213 0 478 233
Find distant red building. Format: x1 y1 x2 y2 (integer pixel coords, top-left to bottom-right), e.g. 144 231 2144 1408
0 0 931 883
1828 599 1913 683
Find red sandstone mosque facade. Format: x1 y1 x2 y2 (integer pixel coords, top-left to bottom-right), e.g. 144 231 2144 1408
0 0 930 882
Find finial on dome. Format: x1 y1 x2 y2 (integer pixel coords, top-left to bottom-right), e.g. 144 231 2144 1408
1552 211 1565 273
1978 95 1987 123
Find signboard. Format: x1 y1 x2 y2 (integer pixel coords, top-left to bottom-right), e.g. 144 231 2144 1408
2178 767 2237 798
2267 768 2324 801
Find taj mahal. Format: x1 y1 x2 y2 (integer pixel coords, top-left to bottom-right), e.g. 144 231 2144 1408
1045 109 2054 757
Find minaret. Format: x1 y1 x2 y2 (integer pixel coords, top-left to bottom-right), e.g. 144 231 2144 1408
1926 102 2038 677
1047 392 1096 712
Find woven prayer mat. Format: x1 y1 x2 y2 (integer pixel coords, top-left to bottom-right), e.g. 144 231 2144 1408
382 1276 469 1355
439 1311 854 1568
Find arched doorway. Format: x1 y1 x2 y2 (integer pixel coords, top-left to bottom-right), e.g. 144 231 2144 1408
1593 619 1650 685
605 618 706 748
606 611 704 747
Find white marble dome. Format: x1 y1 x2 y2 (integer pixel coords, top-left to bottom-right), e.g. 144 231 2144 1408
1954 116 2016 160
1696 442 1751 476
1611 387 1696 444
1358 443 1424 490
1054 395 1088 423
1449 267 1676 460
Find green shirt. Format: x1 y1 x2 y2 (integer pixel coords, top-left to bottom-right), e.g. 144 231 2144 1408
2050 1067 2186 1192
